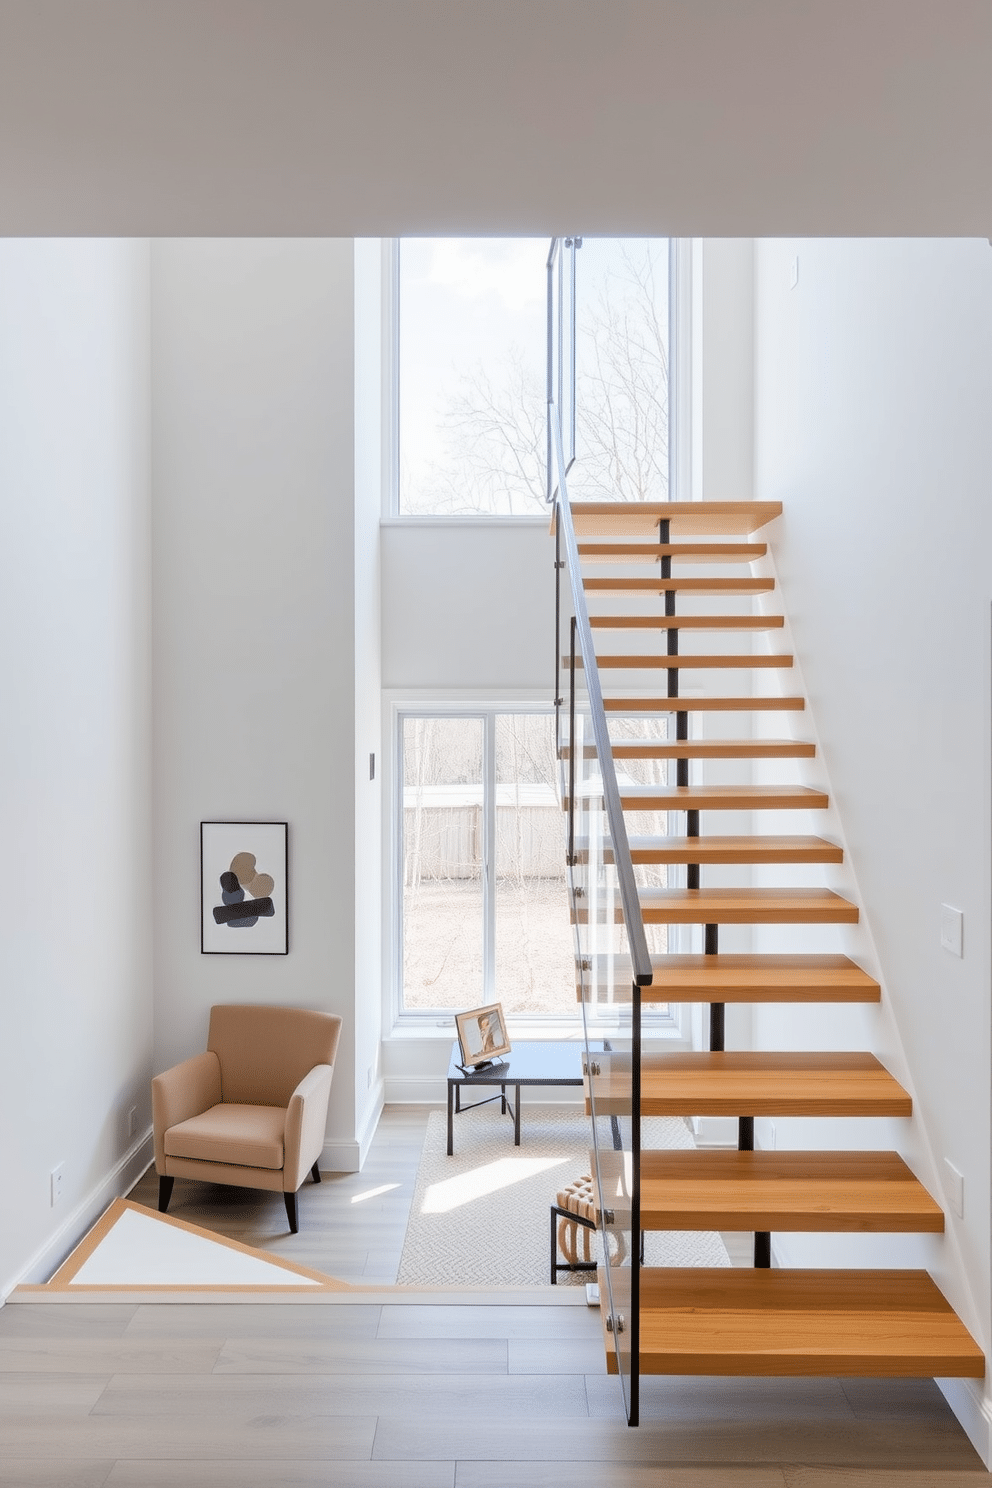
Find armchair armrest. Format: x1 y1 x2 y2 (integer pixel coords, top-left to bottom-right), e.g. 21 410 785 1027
152 1051 222 1173
283 1063 334 1191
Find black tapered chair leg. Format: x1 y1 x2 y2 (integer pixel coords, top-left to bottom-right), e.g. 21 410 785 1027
158 1176 175 1214
284 1189 299 1233
311 1161 321 1183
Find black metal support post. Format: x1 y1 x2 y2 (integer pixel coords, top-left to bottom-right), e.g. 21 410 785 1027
686 808 700 891
738 1117 754 1150
705 924 724 1050
754 1231 771 1268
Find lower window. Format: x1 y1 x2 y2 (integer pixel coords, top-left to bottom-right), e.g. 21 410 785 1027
399 710 576 1017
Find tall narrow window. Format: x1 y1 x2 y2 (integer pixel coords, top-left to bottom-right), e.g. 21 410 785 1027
398 239 548 515
397 237 672 514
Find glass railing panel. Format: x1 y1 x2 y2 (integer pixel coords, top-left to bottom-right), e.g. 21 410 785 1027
551 235 647 1426
557 501 641 1425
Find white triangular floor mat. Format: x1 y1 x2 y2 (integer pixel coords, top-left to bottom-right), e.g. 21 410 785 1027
44 1199 346 1290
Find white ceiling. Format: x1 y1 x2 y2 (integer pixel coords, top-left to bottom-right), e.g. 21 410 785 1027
0 0 989 235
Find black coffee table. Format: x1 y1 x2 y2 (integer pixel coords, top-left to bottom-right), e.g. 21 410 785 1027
446 1039 588 1155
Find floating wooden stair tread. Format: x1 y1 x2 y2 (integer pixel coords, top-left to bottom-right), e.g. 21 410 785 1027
621 835 842 866
587 653 793 670
585 576 775 594
579 541 767 562
581 953 880 1004
603 695 805 713
618 784 827 810
634 1051 911 1117
636 887 858 925
568 500 783 538
590 614 785 631
639 1151 944 1233
641 953 880 1002
609 738 815 760
629 1269 984 1378
561 740 815 760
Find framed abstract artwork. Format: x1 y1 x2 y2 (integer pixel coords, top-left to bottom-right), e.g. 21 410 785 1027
200 821 289 955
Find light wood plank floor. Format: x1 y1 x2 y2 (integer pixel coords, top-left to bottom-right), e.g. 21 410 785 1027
0 1107 985 1485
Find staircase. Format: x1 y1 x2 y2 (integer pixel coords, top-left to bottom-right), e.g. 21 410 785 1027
558 496 984 1418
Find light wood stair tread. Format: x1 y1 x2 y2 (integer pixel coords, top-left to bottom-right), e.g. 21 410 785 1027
603 695 805 712
617 783 827 809
585 576 776 593
581 953 880 1003
608 739 815 759
568 500 783 537
630 1051 911 1116
639 953 880 1001
636 887 858 925
638 1150 944 1233
561 739 816 760
579 541 767 562
626 1268 984 1378
590 614 785 630
620 834 842 865
586 653 793 669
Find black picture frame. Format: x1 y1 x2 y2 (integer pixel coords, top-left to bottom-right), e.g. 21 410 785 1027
200 821 289 955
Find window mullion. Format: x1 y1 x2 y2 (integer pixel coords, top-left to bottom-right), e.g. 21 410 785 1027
483 712 497 1002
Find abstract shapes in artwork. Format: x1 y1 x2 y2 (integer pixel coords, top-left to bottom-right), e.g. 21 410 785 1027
212 851 276 929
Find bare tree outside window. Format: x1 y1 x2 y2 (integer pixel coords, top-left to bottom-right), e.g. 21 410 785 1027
399 238 670 515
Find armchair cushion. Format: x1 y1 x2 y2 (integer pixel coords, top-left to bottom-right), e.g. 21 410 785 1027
164 1103 286 1170
152 1050 222 1173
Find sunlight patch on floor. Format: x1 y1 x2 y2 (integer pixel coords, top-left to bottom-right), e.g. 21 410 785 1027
422 1155 570 1214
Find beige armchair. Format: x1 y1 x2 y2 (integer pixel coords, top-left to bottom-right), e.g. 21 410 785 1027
152 1004 342 1233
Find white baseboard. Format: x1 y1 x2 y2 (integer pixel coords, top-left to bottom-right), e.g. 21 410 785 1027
319 1138 362 1173
2 1129 155 1302
936 1377 992 1469
355 1083 385 1169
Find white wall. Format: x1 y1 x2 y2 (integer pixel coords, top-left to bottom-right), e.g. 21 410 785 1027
752 237 992 1428
354 241 386 1148
0 239 153 1296
151 239 365 1169
381 520 556 691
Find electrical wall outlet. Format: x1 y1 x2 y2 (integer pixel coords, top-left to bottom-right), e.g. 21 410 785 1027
367 1064 375 1089
127 1105 138 1139
940 904 963 957
50 1163 64 1207
944 1158 964 1218
789 255 799 289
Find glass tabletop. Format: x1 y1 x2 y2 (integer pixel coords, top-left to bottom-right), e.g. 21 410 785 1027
447 1039 586 1085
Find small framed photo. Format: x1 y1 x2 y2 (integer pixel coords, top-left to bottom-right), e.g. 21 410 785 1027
201 822 288 955
455 1003 511 1068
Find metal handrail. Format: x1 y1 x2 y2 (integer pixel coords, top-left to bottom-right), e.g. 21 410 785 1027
549 412 653 987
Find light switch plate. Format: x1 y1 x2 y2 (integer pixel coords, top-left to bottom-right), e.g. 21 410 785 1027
789 255 799 289
940 904 963 957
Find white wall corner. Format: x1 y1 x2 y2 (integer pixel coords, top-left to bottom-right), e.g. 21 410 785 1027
3 1133 155 1301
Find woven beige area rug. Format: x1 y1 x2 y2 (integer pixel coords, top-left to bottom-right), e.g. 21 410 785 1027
397 1106 730 1286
